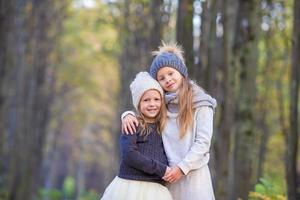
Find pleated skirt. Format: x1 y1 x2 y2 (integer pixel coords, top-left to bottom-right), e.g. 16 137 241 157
101 176 173 200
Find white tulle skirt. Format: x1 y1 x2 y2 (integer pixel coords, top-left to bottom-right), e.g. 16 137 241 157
101 176 173 200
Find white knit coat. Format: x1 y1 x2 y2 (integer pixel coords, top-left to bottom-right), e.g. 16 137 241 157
162 106 215 200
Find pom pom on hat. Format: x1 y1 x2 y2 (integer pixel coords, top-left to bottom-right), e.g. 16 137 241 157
130 72 164 110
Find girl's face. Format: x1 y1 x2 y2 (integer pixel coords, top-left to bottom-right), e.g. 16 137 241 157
139 89 162 122
156 67 183 92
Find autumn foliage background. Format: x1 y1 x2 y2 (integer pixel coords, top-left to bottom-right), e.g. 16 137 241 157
0 0 299 200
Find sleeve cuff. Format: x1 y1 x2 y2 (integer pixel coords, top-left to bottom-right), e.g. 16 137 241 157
177 162 189 175
121 111 136 120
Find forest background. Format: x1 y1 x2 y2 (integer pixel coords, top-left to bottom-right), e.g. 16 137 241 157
0 0 299 200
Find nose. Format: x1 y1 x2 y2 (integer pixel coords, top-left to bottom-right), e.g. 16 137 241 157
149 100 155 106
165 76 171 84
148 100 157 107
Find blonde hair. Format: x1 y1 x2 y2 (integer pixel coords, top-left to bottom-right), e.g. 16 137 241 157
178 79 194 138
137 91 167 137
152 41 194 138
151 41 185 63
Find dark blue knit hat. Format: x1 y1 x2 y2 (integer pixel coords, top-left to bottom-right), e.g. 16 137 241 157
149 52 188 79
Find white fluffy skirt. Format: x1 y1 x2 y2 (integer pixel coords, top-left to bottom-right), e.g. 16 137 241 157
101 176 173 200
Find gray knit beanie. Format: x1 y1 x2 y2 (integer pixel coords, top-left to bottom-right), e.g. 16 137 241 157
149 52 188 79
130 72 164 110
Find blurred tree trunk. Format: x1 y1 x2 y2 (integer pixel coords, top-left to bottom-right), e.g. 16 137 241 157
7 0 53 198
277 69 288 139
285 0 300 199
151 0 163 48
176 0 196 80
0 0 66 199
2 1 30 198
256 111 269 182
76 127 89 199
205 0 217 92
197 0 218 92
256 33 272 183
231 0 260 199
256 29 273 183
0 0 14 181
42 118 64 191
214 0 238 199
119 0 163 111
198 0 209 86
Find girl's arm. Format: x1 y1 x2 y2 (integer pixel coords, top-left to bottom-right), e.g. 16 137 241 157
177 106 213 175
120 133 168 178
121 111 139 134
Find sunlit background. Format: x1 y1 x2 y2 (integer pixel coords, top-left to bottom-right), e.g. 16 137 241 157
0 0 299 200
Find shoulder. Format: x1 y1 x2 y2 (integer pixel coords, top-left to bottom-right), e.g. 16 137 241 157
190 80 204 92
194 106 214 119
195 106 213 112
120 130 141 141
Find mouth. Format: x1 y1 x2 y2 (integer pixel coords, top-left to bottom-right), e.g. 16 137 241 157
147 108 158 113
167 83 175 88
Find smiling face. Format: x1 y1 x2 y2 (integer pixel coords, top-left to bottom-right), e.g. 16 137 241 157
156 67 183 92
139 89 162 122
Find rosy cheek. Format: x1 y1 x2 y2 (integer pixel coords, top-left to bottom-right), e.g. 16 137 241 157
161 83 167 89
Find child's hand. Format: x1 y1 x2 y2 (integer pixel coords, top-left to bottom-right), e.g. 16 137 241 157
121 114 139 134
162 166 184 183
164 166 171 177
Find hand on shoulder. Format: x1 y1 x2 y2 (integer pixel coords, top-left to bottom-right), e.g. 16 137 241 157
122 114 139 134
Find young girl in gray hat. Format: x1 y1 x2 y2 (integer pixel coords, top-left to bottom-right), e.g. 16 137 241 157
122 42 217 200
101 72 173 200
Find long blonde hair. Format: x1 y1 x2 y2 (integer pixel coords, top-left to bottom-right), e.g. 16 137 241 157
152 41 194 138
178 79 194 138
137 91 167 137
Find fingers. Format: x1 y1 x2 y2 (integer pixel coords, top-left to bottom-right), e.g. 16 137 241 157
164 173 172 180
129 120 137 133
122 123 127 134
162 167 183 183
133 118 139 127
121 119 138 135
127 123 134 135
168 178 176 183
163 172 173 182
121 115 139 135
163 174 177 183
122 122 136 135
163 167 171 177
122 123 130 134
